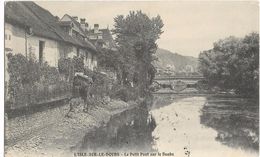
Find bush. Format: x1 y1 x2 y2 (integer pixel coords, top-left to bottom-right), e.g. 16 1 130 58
198 33 259 97
7 53 71 109
110 84 138 102
58 56 84 81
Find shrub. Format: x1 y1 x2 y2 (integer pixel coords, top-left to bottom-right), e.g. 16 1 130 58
110 84 138 102
58 56 84 82
7 53 71 109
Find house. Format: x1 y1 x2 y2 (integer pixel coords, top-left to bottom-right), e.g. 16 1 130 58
4 1 98 75
59 14 97 70
87 24 116 50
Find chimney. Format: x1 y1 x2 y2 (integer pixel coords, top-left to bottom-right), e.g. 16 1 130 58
94 24 99 34
80 18 86 31
55 16 60 21
72 16 78 21
85 22 89 31
80 18 86 24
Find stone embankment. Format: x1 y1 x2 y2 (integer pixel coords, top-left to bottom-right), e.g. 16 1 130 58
5 98 137 157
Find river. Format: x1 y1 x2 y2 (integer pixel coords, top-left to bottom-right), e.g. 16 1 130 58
76 95 259 157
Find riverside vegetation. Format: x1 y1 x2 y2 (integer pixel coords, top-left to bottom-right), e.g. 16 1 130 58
198 33 259 98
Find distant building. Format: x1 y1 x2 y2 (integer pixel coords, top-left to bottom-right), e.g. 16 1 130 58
5 1 98 73
59 14 98 70
87 24 116 50
165 64 176 75
185 65 194 73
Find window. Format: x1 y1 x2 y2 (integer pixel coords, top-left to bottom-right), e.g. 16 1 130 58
98 35 102 39
9 35 11 40
4 34 7 40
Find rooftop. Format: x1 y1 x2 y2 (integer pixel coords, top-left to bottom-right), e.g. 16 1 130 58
5 1 96 52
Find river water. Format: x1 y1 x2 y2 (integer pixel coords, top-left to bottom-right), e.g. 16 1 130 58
78 95 259 157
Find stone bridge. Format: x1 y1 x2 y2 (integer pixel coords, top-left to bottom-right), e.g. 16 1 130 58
152 75 206 94
154 76 204 85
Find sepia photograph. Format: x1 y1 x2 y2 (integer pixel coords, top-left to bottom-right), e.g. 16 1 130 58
3 1 259 157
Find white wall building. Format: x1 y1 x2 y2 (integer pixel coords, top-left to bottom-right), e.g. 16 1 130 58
5 1 98 83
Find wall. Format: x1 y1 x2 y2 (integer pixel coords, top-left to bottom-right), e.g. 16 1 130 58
5 23 27 87
5 23 97 76
5 23 61 68
93 55 97 68
86 51 93 70
28 36 59 67
58 42 76 59
5 23 26 56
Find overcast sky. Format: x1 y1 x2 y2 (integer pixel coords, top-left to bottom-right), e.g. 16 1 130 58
36 1 259 57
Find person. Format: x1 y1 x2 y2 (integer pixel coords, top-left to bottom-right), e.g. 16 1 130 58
77 73 93 113
66 73 93 117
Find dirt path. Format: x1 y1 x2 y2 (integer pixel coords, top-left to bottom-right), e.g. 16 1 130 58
5 99 136 157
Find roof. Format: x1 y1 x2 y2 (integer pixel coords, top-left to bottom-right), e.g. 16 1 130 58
60 14 87 37
88 28 116 48
5 1 96 52
59 21 72 27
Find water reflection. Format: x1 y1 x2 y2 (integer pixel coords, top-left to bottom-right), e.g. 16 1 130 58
200 97 259 151
79 102 156 152
75 96 259 157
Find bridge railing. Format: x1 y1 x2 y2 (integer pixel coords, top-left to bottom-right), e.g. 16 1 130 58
154 76 204 80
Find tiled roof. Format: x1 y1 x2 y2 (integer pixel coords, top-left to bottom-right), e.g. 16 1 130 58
88 28 116 48
5 1 96 52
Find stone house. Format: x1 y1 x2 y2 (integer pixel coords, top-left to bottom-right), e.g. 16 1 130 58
4 1 98 83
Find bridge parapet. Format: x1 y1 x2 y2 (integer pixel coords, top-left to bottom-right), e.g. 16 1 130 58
154 76 204 81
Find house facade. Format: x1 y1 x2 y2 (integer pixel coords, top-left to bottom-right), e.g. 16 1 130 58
5 22 61 67
59 14 97 70
4 1 98 81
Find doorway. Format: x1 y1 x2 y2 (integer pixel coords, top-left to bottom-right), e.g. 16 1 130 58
39 41 45 63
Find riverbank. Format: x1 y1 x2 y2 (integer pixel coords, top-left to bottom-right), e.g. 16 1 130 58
5 98 139 157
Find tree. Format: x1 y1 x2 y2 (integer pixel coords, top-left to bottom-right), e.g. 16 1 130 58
198 32 259 97
113 11 164 96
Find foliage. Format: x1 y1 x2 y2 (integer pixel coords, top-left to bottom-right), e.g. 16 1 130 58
58 57 73 80
97 48 122 73
7 53 71 108
110 84 138 102
198 32 259 97
58 56 84 81
112 11 164 96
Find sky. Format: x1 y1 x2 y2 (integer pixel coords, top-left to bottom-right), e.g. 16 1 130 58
36 1 259 57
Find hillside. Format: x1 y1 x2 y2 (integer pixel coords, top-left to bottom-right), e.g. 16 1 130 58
154 48 198 72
